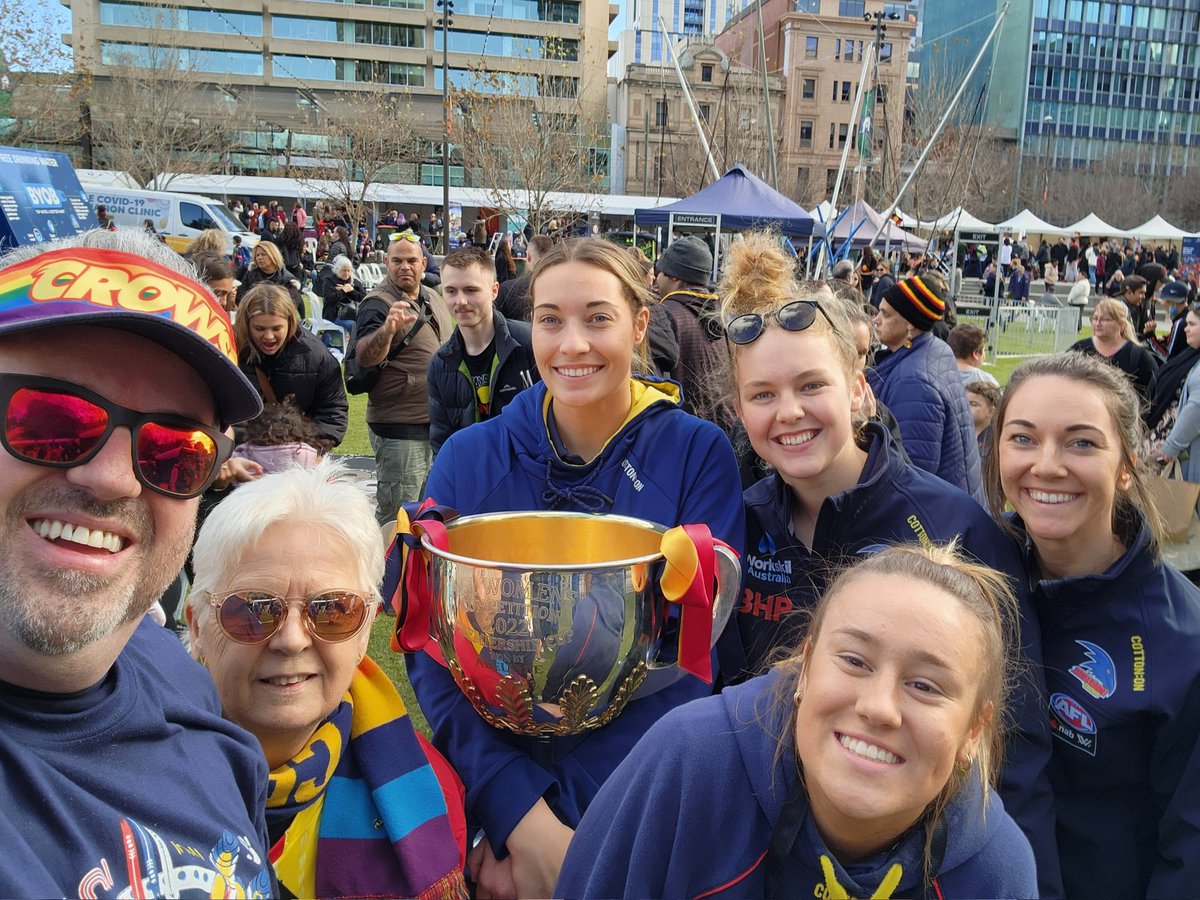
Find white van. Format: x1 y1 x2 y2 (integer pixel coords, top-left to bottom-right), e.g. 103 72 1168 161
81 186 257 255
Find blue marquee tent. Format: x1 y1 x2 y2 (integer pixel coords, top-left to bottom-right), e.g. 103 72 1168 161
634 165 824 238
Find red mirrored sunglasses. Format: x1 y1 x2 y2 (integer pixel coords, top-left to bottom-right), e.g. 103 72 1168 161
0 374 232 499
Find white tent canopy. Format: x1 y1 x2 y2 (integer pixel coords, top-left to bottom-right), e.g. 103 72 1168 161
1065 212 1125 237
149 173 680 219
1129 214 1193 242
919 206 996 232
995 208 1069 236
808 200 835 225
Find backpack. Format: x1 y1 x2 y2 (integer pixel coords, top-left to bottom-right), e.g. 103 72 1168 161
344 296 430 395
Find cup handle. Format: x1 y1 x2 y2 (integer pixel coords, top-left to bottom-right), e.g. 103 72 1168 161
711 544 741 646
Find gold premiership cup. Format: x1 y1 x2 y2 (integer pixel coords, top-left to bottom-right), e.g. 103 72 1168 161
421 511 740 736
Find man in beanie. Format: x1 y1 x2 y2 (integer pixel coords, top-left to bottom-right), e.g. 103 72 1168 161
0 230 272 894
1149 279 1191 360
654 235 726 424
869 274 984 501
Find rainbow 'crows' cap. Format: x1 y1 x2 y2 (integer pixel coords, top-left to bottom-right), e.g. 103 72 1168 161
0 247 262 425
881 275 947 332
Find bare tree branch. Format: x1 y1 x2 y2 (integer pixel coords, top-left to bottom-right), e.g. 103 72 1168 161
288 89 432 229
453 50 608 233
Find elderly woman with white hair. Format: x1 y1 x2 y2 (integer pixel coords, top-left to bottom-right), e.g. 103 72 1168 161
187 459 468 900
321 254 364 334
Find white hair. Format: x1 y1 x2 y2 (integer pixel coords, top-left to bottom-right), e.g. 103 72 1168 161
187 457 384 625
331 254 353 276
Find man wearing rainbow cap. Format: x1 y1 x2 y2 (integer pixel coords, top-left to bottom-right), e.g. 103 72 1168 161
0 230 274 896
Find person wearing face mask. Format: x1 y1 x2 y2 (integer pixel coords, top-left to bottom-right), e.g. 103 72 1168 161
557 544 1038 899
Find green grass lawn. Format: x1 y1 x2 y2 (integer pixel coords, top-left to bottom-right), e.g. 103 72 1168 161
332 391 372 457
368 615 431 737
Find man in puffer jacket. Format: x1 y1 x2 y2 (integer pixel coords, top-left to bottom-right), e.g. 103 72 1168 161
427 246 539 457
868 275 984 501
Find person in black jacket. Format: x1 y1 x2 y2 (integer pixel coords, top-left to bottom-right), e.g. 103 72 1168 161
321 254 364 333
233 283 348 448
427 246 539 457
496 234 551 321
278 221 305 286
654 235 724 424
235 241 303 313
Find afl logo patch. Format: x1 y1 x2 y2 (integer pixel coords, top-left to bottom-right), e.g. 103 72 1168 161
1049 692 1097 756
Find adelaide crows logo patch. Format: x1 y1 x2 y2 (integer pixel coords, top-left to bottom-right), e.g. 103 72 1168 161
1069 640 1116 700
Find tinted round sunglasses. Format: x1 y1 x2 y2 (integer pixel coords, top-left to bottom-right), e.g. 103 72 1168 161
207 589 373 644
0 374 232 500
724 300 836 345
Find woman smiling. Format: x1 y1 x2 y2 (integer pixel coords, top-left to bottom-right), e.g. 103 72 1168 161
407 237 743 898
714 233 1058 892
188 460 467 899
557 544 1037 899
985 352 1200 898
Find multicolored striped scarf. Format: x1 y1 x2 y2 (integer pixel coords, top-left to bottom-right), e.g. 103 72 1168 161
266 657 468 899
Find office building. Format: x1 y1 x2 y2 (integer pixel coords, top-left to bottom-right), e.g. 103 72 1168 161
715 0 914 203
921 0 1200 176
615 0 753 70
613 38 783 194
61 0 616 181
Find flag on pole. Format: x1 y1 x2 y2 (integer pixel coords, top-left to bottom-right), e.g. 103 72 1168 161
858 88 875 159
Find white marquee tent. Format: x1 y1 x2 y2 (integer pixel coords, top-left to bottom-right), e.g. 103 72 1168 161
918 206 997 232
1065 212 1126 237
995 209 1069 236
1129 214 1193 242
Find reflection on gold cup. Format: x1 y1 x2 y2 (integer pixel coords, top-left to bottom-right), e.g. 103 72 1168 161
424 512 740 735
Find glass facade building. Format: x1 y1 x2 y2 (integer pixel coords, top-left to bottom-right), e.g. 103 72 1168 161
70 0 613 184
922 0 1200 173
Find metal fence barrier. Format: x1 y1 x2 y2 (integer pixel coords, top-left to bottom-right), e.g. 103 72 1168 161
956 298 1080 363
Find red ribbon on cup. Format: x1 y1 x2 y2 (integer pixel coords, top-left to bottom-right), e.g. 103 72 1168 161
659 524 728 684
389 499 452 654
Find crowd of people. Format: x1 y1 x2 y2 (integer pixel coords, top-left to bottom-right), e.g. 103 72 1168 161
1 220 1198 900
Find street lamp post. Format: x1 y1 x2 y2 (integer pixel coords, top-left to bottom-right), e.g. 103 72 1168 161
1042 114 1053 215
437 0 454 253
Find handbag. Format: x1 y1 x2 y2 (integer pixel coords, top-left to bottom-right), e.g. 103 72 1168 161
1145 460 1200 543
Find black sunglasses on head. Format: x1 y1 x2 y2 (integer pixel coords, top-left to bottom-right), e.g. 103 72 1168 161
725 300 836 345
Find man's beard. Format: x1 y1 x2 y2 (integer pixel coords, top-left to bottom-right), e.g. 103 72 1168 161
0 487 183 655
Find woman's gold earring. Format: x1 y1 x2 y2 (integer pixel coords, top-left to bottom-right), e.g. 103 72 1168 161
903 329 913 350
957 756 973 775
